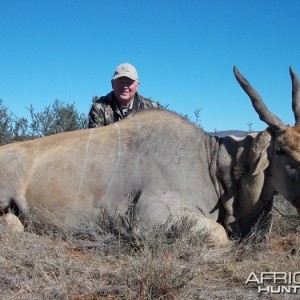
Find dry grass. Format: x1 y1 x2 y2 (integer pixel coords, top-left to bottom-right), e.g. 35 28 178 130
1 196 300 300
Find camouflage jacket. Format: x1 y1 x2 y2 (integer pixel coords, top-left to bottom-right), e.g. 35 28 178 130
88 91 162 128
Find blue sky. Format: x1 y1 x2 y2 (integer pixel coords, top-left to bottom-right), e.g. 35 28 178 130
1 0 300 132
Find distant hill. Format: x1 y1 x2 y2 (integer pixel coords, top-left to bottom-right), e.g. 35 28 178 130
207 130 249 138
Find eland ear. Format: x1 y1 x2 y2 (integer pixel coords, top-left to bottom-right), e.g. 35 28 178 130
249 130 272 176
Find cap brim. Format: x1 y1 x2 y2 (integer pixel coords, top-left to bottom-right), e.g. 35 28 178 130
112 73 138 81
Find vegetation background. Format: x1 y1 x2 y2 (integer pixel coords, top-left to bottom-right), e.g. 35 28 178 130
0 99 299 299
0 99 87 144
0 99 247 145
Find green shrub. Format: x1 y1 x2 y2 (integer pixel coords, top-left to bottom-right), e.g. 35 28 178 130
0 99 87 144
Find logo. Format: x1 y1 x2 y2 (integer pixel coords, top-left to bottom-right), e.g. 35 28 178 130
246 272 300 294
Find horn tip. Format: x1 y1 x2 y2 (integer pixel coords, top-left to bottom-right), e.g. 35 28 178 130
233 66 240 77
289 67 300 81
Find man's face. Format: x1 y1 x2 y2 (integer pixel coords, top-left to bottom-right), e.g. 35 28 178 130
112 77 139 105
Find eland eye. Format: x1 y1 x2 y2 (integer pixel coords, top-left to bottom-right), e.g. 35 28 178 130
276 148 285 155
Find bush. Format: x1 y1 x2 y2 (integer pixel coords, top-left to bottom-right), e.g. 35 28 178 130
27 99 87 137
0 99 87 144
0 99 15 144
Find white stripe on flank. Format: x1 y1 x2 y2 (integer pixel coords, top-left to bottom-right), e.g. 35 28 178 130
132 119 141 182
74 128 94 205
105 122 122 194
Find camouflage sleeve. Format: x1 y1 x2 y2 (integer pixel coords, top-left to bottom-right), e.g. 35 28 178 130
141 97 163 110
88 102 106 128
151 101 163 109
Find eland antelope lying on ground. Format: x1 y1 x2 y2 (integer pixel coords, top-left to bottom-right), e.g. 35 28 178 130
0 67 300 247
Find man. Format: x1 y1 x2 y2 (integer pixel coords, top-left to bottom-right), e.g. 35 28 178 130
88 63 162 128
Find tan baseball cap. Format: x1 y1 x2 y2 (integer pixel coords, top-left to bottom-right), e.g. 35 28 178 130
112 63 138 81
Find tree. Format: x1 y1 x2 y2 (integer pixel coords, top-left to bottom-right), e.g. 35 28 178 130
194 107 202 128
247 122 253 132
28 99 87 137
0 99 15 144
0 99 88 144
